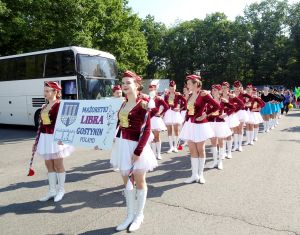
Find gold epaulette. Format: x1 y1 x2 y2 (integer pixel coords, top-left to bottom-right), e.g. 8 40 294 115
140 100 149 109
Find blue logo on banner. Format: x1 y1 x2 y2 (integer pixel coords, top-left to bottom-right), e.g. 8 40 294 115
61 102 79 127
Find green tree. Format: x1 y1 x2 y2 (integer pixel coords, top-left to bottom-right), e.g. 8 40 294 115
0 0 149 74
140 15 167 79
243 0 289 85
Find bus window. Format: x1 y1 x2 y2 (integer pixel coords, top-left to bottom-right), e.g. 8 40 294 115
25 54 44 79
62 51 75 76
15 57 26 80
0 60 8 81
45 50 75 78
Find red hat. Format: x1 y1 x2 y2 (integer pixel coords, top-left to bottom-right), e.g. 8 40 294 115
221 82 230 88
246 84 253 89
149 84 157 89
169 80 176 87
212 84 222 91
45 81 62 91
233 81 242 88
185 74 201 81
123 70 142 81
112 85 121 92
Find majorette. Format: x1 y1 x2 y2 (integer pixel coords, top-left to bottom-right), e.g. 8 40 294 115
207 84 233 170
33 81 74 202
110 70 158 232
179 74 220 184
163 80 187 153
148 84 169 160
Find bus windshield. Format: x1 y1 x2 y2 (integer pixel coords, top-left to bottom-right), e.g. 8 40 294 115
78 54 117 79
77 54 118 99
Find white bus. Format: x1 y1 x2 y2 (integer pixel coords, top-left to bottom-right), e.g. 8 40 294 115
0 46 118 127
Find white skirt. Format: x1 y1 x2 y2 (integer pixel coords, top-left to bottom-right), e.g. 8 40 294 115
151 116 167 131
163 109 183 125
180 110 187 120
35 133 74 160
179 120 214 142
248 111 264 124
110 136 158 176
224 113 240 128
210 122 232 138
237 110 249 123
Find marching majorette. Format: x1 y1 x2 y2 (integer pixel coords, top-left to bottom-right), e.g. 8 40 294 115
181 84 191 147
34 81 74 202
180 75 220 184
221 82 241 159
112 85 123 172
110 70 158 232
113 85 123 98
250 88 265 142
233 81 248 151
181 84 190 120
207 84 233 170
148 84 169 160
244 84 256 145
271 89 285 127
260 86 275 132
163 80 187 153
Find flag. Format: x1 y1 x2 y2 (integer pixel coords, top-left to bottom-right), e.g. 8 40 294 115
295 87 300 100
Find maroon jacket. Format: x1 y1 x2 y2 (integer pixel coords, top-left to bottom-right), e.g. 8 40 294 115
116 98 150 156
150 96 169 118
251 97 265 112
243 94 254 111
164 93 187 111
229 96 244 112
40 102 60 134
207 100 235 122
238 93 252 111
186 93 220 124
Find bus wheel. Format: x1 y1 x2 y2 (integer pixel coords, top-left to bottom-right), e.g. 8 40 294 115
34 109 41 130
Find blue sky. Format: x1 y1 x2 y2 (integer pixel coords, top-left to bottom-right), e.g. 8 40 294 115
128 0 298 26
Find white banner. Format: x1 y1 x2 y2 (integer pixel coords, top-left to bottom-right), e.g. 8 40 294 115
53 98 123 149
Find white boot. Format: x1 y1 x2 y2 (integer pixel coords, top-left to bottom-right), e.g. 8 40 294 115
238 134 243 152
207 147 218 169
226 140 233 159
198 158 206 184
39 172 57 202
129 188 147 232
253 128 259 141
116 189 136 231
244 131 250 145
173 136 179 153
249 131 254 145
232 134 238 151
54 172 66 202
184 158 200 183
263 121 267 133
218 148 224 170
156 141 162 160
167 136 174 153
151 142 157 158
270 119 274 129
266 120 270 132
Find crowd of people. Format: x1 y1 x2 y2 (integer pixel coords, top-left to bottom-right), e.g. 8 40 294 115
32 72 295 232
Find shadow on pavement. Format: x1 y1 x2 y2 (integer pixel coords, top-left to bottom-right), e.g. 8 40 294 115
79 227 119 235
0 124 36 144
0 143 215 216
281 126 300 132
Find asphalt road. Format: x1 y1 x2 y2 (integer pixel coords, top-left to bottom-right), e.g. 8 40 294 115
1 111 300 235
